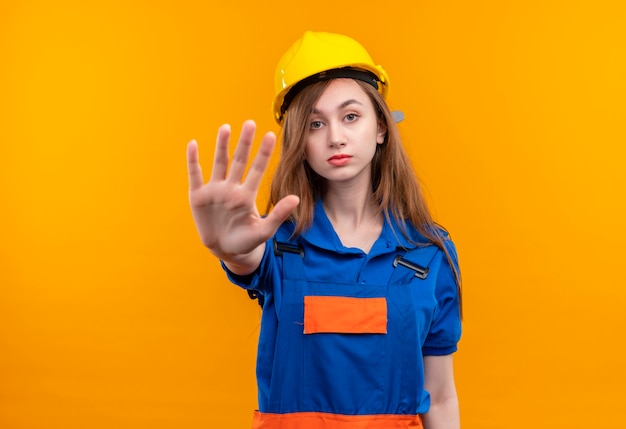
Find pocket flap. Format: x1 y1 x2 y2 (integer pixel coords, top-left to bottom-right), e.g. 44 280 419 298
303 296 387 334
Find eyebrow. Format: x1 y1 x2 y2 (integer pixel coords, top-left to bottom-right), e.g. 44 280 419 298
311 99 364 115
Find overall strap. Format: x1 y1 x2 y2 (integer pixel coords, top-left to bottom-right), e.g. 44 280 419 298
274 238 306 282
388 245 440 284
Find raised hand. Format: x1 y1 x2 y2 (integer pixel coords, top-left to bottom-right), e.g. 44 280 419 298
186 120 299 274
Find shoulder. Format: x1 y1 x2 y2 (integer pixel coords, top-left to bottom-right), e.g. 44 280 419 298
392 215 450 247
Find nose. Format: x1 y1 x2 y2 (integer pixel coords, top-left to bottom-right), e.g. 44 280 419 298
328 121 346 148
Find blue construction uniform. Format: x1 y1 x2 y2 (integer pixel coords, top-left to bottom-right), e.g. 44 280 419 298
224 200 461 428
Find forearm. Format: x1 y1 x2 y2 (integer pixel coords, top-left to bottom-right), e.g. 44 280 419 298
421 395 460 429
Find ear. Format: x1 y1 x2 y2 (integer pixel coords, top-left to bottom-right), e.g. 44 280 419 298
377 121 388 144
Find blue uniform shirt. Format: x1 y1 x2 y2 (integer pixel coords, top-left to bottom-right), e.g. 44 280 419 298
224 200 461 420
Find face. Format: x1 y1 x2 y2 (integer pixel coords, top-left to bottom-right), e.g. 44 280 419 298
304 79 386 189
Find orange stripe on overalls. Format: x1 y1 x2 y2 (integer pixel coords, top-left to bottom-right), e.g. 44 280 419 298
252 411 423 429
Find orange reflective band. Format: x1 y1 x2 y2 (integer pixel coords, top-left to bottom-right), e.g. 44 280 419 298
303 296 387 334
252 411 423 429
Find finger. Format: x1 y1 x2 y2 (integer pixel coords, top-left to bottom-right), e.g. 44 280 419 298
260 195 300 236
186 139 205 191
243 131 276 192
210 124 231 181
227 120 256 183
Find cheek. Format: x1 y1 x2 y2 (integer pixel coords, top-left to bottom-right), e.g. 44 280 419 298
304 137 322 161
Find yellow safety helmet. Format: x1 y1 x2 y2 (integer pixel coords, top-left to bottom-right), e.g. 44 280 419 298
273 31 390 125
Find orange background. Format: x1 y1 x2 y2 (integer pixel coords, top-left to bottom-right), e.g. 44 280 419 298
1 1 625 428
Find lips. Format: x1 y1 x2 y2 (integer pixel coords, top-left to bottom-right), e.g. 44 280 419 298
327 154 352 166
328 154 351 161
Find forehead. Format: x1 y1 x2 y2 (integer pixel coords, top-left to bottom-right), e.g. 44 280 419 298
313 79 372 109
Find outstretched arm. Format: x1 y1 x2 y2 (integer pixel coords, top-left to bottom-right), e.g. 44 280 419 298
186 120 300 275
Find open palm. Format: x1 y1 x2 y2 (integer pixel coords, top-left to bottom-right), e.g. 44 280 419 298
186 120 299 272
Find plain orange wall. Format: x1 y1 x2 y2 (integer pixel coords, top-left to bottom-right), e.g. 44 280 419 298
2 1 625 428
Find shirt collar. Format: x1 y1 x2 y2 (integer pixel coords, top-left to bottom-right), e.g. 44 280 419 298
298 199 429 254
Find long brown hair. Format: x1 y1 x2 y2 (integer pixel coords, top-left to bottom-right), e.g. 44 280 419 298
267 79 462 313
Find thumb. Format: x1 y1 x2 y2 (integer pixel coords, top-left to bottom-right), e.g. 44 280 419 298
260 195 300 235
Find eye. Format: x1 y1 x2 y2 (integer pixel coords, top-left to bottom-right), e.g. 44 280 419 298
345 113 358 122
310 120 323 129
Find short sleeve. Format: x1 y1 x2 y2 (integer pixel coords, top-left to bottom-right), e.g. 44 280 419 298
422 239 462 356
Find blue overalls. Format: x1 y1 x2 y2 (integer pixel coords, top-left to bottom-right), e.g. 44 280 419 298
225 202 461 429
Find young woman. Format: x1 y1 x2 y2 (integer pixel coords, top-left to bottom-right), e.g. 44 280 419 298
187 31 462 429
